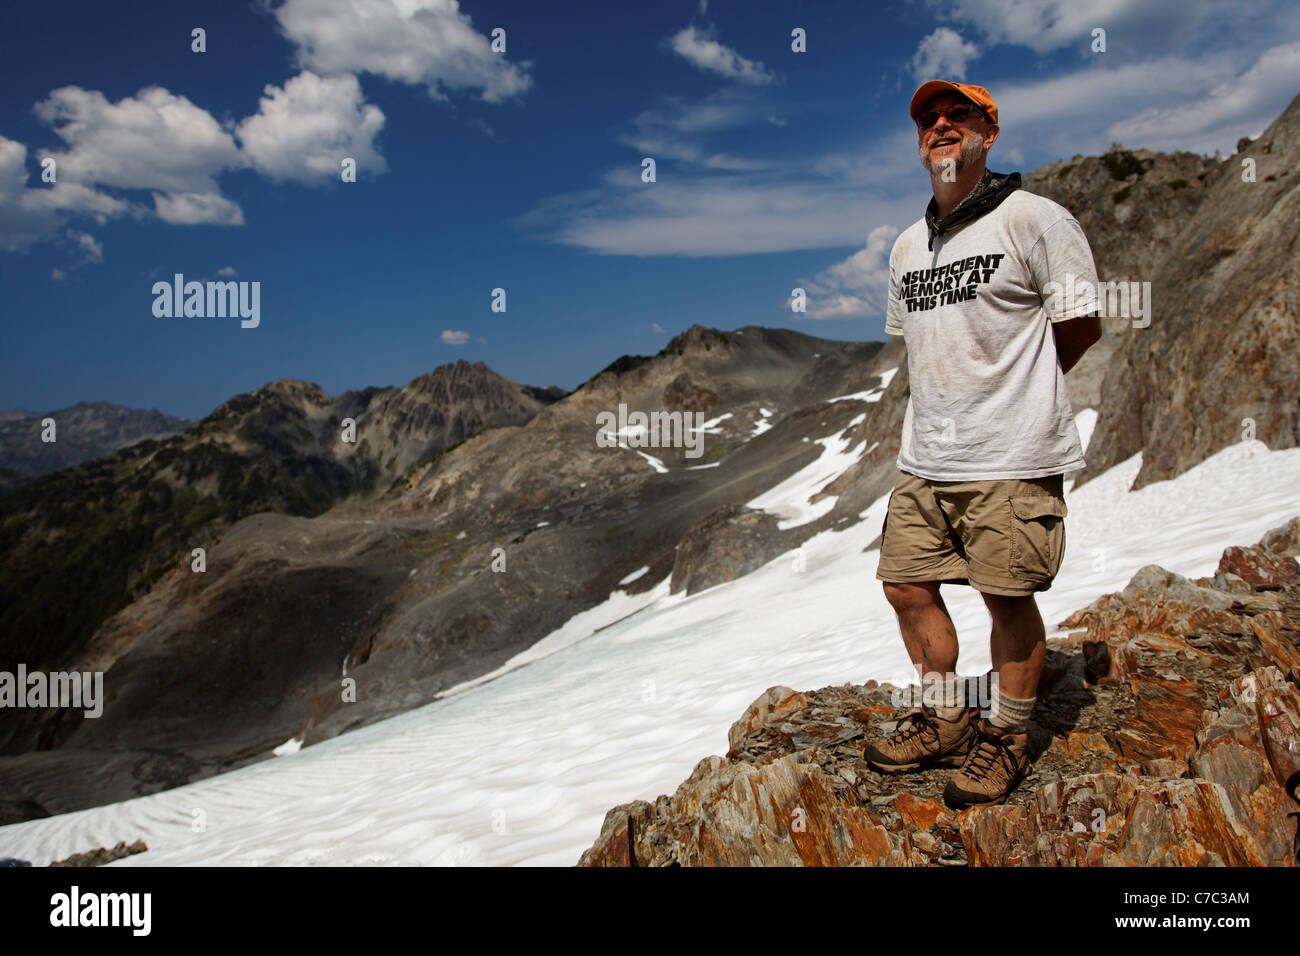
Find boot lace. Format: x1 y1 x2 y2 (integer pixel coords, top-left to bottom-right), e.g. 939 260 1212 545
963 721 1022 784
885 709 939 748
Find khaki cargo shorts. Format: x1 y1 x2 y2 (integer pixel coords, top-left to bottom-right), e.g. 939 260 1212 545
875 469 1068 596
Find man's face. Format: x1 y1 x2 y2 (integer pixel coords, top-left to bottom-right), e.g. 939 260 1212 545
917 92 995 177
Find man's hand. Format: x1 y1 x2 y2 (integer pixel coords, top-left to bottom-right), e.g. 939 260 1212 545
1052 312 1101 374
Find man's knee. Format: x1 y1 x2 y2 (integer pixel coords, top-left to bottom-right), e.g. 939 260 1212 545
981 591 1041 622
883 580 942 613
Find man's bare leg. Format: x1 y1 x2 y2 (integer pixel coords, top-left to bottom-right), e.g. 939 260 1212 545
982 592 1045 729
882 581 959 676
866 581 974 769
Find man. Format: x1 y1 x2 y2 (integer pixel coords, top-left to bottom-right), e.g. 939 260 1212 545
865 80 1101 810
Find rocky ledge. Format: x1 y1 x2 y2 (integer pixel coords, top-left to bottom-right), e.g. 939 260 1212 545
578 519 1300 866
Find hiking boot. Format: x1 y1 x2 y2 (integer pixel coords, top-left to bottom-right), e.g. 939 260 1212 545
942 718 1031 809
863 705 977 772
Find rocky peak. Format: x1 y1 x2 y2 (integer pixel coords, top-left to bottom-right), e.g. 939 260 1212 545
662 325 737 358
255 379 332 405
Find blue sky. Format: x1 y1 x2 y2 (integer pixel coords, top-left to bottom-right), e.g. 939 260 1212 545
2 0 1298 419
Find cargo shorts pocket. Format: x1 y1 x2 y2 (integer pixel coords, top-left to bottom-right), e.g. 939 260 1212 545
1008 495 1067 583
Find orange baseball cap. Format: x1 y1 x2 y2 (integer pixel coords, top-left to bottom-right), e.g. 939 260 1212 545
910 80 998 125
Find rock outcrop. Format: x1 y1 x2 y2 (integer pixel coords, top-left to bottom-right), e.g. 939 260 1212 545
670 504 784 595
49 839 148 867
579 518 1300 866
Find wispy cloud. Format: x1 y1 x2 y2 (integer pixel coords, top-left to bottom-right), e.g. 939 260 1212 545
666 25 775 85
69 230 102 264
514 170 919 258
986 46 1299 159
467 117 502 142
616 87 776 171
1107 40 1300 152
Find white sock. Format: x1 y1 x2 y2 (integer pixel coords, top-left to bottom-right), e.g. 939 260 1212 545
989 688 1035 731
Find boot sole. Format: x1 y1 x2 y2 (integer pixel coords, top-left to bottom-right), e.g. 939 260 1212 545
865 749 971 773
942 764 1033 810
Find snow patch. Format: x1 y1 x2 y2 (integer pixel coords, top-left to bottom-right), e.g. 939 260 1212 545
827 367 897 405
619 566 650 585
272 737 303 757
747 422 865 529
636 451 668 473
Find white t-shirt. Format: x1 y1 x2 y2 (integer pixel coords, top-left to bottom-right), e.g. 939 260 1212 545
885 189 1099 481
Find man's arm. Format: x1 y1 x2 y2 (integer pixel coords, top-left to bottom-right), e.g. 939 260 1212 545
1052 312 1101 374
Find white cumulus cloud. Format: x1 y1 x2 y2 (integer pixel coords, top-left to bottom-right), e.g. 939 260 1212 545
237 71 387 184
273 0 532 102
441 329 469 344
911 28 980 80
35 85 244 196
799 224 901 320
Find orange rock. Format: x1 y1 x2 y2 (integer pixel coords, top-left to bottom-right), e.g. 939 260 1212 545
581 753 917 866
726 686 810 752
961 772 1272 866
1250 612 1300 681
1116 674 1205 764
1217 544 1300 588
1059 730 1117 759
1256 673 1300 797
578 803 645 866
1141 757 1188 777
894 793 952 831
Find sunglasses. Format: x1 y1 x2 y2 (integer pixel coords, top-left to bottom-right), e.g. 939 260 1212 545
916 103 985 129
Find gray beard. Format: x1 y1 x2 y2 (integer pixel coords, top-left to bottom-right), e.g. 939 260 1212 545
920 131 985 177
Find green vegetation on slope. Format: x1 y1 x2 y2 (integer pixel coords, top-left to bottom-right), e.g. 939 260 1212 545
0 405 382 671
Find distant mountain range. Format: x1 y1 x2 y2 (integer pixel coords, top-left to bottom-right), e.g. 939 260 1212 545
0 402 192 493
2 91 1297 825
0 361 566 677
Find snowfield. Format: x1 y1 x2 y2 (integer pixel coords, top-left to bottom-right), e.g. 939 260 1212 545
2 424 1298 866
